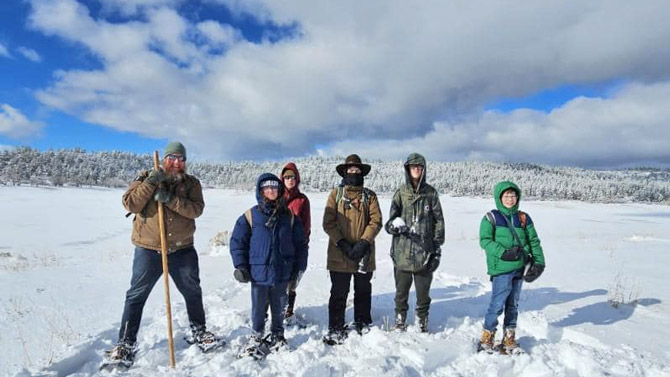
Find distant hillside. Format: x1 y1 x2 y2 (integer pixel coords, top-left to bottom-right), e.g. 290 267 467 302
1 147 669 203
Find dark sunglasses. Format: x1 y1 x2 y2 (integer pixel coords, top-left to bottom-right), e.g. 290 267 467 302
166 154 186 162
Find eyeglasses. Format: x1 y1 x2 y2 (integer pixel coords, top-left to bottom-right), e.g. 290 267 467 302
409 165 423 170
166 154 186 162
284 176 297 181
502 194 517 199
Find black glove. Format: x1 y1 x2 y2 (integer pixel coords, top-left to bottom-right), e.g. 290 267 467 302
349 240 370 260
523 263 545 283
501 245 523 261
425 253 441 273
154 187 173 203
233 267 250 283
145 169 166 185
336 239 353 256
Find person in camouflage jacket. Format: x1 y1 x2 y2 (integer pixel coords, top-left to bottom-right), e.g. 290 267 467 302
385 153 445 332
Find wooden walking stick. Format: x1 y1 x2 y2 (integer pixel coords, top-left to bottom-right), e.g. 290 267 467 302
153 150 176 368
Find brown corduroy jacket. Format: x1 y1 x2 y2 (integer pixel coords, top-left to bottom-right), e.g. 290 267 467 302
323 185 382 272
122 172 204 253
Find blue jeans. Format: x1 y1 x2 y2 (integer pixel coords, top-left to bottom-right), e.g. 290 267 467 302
484 269 523 332
118 247 206 343
251 281 288 336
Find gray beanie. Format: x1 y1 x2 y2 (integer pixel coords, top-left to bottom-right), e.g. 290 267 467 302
164 141 186 160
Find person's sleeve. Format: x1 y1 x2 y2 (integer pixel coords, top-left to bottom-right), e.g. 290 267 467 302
230 215 251 268
122 178 155 213
301 197 311 245
293 217 308 271
480 216 505 259
361 193 383 243
384 190 402 234
323 189 345 242
526 215 545 266
432 192 445 248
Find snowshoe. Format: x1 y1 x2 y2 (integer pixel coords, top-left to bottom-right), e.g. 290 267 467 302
417 316 429 333
238 334 272 360
322 328 348 346
393 314 408 332
185 328 226 353
100 342 137 371
268 333 289 352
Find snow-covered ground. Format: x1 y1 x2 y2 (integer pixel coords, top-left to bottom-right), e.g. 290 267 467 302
1 186 669 377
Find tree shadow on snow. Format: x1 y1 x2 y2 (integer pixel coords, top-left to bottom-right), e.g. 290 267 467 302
552 298 661 327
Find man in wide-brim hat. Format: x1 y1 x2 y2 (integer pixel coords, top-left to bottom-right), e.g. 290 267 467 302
335 154 371 177
322 154 382 345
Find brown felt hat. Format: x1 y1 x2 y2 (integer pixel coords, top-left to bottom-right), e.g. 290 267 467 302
336 154 371 177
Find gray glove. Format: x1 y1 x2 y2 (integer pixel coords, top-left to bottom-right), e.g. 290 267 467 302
154 187 173 203
145 169 166 185
234 267 250 283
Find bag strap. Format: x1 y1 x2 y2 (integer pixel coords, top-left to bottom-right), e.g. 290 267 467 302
244 208 294 228
244 209 253 227
500 211 524 247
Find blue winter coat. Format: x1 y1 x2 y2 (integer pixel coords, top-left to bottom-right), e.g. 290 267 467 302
230 173 308 286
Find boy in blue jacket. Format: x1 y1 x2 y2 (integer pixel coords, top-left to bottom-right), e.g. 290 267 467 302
230 173 308 358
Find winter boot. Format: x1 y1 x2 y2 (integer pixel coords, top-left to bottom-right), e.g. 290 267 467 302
323 327 348 346
393 313 407 332
268 333 289 352
477 329 496 353
101 341 137 371
500 328 522 354
353 321 371 335
417 316 429 333
285 291 297 318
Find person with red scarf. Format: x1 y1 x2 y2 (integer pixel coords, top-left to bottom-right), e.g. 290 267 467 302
280 162 311 318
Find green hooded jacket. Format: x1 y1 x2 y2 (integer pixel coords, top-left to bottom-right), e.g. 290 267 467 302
385 153 445 272
479 181 545 276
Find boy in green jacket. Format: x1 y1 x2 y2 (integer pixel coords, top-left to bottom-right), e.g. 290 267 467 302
478 181 545 354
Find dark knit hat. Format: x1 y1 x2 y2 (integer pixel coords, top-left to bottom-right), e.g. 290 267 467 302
336 154 371 177
164 141 186 160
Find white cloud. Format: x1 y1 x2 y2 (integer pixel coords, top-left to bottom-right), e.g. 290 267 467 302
17 47 42 62
0 42 11 58
322 81 670 167
26 0 670 165
0 104 45 138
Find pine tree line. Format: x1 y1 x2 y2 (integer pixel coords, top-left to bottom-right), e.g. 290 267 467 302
1 147 669 203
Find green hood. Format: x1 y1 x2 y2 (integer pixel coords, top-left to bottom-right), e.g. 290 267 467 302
493 181 521 215
403 153 426 189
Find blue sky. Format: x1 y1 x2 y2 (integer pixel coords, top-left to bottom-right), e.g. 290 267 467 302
2 0 670 167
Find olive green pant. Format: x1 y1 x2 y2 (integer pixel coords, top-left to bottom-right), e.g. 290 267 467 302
394 267 433 321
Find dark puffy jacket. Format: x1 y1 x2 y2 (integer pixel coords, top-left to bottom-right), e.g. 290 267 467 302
229 173 308 285
385 153 445 271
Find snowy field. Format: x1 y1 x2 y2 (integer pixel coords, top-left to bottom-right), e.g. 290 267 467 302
1 186 669 377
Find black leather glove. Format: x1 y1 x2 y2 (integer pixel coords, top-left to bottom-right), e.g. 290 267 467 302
523 263 545 283
233 267 250 283
350 239 370 260
425 253 441 273
145 169 166 185
336 239 353 256
154 187 173 203
501 245 523 261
